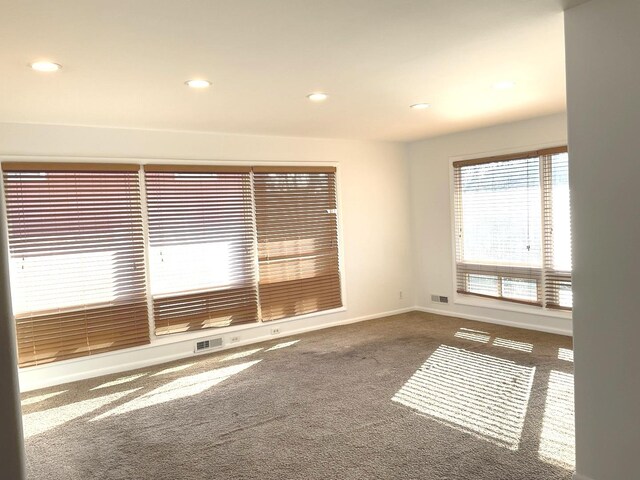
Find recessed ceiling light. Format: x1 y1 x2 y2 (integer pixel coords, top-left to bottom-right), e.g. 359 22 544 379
30 61 61 72
185 79 211 89
493 80 515 90
307 92 328 102
410 103 431 110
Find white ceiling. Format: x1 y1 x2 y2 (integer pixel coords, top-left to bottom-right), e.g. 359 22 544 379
0 0 567 142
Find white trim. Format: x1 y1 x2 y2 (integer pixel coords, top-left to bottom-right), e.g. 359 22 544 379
454 294 572 320
18 307 413 392
415 305 572 337
334 164 349 310
0 153 340 167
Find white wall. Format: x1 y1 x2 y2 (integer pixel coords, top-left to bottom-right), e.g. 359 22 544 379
565 1 640 479
0 122 414 391
407 112 572 335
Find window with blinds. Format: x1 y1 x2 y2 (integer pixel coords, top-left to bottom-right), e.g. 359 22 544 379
453 147 572 310
144 165 258 334
253 167 342 321
2 163 150 367
2 162 343 367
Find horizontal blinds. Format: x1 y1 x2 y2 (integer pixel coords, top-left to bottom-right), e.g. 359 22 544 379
542 152 573 309
2 165 149 367
453 146 568 168
253 168 342 321
144 169 258 334
454 156 543 306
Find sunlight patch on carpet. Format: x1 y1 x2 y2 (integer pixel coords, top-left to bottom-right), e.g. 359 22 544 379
21 390 67 407
392 345 535 450
454 328 490 343
92 360 261 420
539 370 575 469
23 388 141 439
558 348 573 362
91 373 148 390
151 363 195 377
493 337 534 353
266 340 300 351
219 348 263 362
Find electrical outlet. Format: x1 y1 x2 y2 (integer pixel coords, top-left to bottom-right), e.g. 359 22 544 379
271 327 280 335
399 291 404 300
230 336 240 343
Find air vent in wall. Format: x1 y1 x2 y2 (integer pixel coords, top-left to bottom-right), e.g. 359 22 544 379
195 337 223 353
431 295 449 304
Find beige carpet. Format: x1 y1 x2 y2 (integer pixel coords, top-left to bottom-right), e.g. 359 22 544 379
21 312 575 480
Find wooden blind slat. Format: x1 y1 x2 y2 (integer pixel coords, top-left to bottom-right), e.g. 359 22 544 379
453 146 568 168
2 162 141 172
143 164 252 173
252 166 336 174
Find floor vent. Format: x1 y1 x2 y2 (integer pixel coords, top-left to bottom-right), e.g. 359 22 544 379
195 337 223 353
431 294 449 304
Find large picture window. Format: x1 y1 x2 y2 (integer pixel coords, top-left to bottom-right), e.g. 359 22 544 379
144 166 258 335
2 163 150 367
253 167 342 321
2 162 343 367
453 147 572 310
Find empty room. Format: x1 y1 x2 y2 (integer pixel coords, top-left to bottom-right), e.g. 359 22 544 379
0 1 637 480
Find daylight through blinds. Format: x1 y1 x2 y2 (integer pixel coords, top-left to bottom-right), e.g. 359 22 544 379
253 167 342 321
2 163 150 367
453 147 571 309
2 162 343 366
144 165 258 334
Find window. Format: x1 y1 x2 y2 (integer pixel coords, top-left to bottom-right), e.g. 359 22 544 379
2 162 343 366
253 167 342 321
144 166 258 334
453 147 572 310
2 163 150 367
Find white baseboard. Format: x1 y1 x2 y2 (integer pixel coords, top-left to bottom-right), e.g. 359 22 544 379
18 306 414 392
415 306 573 337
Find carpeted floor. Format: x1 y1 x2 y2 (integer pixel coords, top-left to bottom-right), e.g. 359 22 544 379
21 312 575 480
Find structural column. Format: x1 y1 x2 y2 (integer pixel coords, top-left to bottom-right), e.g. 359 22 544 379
0 188 25 479
565 0 640 479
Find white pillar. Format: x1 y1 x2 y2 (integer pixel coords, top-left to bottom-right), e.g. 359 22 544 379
0 182 25 478
565 1 640 479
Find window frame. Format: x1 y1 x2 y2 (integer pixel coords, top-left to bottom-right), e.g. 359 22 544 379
0 157 347 368
448 145 572 319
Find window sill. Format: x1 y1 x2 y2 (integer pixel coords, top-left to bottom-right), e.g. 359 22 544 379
454 294 572 320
